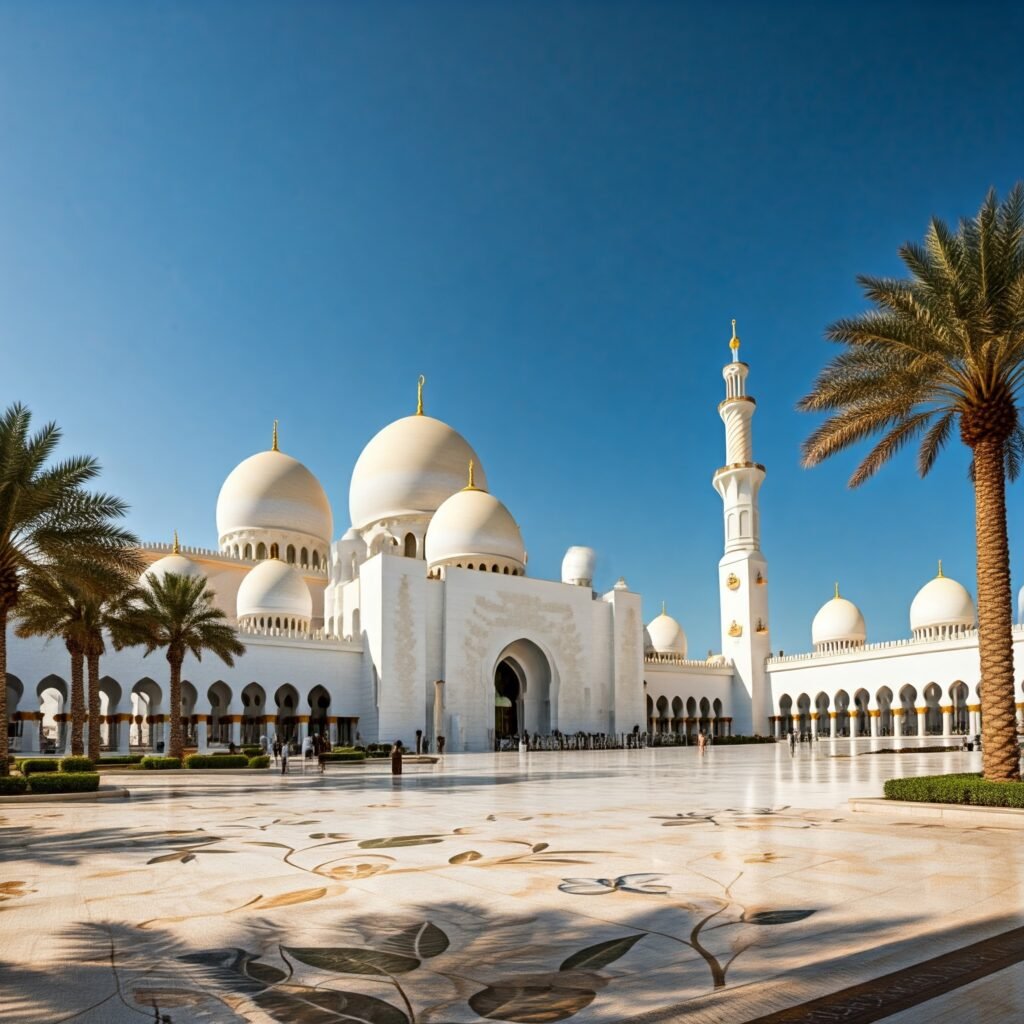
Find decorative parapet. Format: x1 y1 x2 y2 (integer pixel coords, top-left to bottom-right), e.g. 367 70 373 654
142 542 328 577
235 622 361 647
644 654 733 671
766 624 1024 666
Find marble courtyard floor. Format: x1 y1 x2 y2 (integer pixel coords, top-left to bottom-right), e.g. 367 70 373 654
1 742 1022 1023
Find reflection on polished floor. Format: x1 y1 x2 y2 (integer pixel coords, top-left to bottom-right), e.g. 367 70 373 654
0 742 1021 1023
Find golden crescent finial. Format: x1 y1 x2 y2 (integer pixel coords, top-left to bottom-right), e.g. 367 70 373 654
466 459 476 490
416 374 426 415
937 559 943 578
172 530 180 554
834 581 840 600
729 318 741 355
272 420 279 452
661 600 666 616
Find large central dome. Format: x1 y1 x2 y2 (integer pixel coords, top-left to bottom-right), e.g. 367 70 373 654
349 414 487 530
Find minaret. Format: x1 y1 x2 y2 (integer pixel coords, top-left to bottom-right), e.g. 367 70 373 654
711 321 771 734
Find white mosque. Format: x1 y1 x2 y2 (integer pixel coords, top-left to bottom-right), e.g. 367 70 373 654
6 325 1024 755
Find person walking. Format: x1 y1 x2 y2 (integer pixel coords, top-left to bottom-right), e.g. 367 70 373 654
281 742 289 775
789 729 796 754
697 729 706 756
271 736 281 766
391 739 404 776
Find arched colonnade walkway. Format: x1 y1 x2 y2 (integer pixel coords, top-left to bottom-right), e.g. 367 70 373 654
772 679 1002 739
645 691 732 739
4 673 359 755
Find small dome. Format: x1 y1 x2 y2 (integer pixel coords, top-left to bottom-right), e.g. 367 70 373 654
645 608 687 657
217 447 332 545
424 482 524 572
349 414 487 530
911 566 974 637
143 553 202 587
561 546 596 587
237 559 312 625
811 588 866 650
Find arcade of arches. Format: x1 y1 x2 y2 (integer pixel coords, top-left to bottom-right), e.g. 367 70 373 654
773 680 989 738
646 691 732 738
4 673 359 754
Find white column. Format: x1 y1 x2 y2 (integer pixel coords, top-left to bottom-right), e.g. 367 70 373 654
829 712 837 739
195 717 209 753
849 712 859 738
941 706 952 737
264 717 276 750
969 705 981 736
229 718 241 747
116 715 130 754
869 712 879 738
810 714 819 739
916 707 927 737
772 717 781 739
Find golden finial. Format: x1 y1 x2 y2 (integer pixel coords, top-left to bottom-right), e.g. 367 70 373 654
272 420 279 452
416 374 426 416
834 581 840 600
464 459 478 490
937 559 944 578
661 600 666 616
172 530 180 554
729 318 741 358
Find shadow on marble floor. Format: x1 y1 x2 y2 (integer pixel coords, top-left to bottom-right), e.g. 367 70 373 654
0 897 984 1024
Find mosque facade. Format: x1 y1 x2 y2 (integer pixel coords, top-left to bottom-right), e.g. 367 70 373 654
6 329 1023 754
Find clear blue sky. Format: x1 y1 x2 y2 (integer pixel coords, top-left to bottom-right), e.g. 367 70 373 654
2 1 1023 655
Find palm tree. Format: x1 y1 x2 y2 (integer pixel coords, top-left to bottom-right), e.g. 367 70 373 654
0 404 140 773
83 583 143 762
113 572 244 761
15 577 91 755
799 184 1024 782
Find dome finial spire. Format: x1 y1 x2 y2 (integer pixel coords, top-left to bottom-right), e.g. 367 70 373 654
834 580 840 600
416 374 426 415
172 530 180 554
661 600 666 616
729 318 741 361
937 558 944 578
465 458 478 490
272 420 279 452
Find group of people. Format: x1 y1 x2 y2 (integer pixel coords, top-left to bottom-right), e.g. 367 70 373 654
494 728 718 752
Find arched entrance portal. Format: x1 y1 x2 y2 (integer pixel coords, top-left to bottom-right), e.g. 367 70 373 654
492 639 554 743
494 661 520 738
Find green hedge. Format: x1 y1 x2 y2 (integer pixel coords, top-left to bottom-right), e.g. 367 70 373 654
248 755 270 769
18 758 61 775
0 776 28 795
320 751 367 763
141 756 182 770
99 755 145 766
884 773 1024 808
26 772 100 794
242 745 262 758
185 754 249 769
61 756 95 773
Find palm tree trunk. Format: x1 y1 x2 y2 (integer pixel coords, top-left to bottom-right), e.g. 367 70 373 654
87 649 101 763
973 437 1020 781
69 645 85 757
167 648 183 762
0 604 9 776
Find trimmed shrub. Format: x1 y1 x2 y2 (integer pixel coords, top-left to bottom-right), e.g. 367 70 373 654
18 758 61 775
884 773 1024 808
185 754 249 769
0 776 28 795
61 756 95 773
141 756 182 770
320 751 367 763
26 772 100 794
248 755 271 769
242 745 262 758
99 755 145 766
